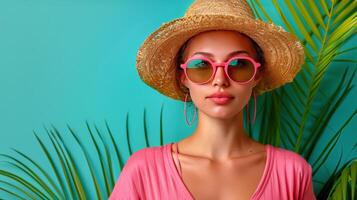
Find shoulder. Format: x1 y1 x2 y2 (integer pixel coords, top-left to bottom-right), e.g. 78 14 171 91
271 145 312 175
270 146 316 198
123 145 165 170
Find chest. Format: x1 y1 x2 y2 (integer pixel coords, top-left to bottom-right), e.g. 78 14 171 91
173 153 267 200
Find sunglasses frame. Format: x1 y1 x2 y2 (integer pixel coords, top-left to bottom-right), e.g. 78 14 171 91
180 54 261 85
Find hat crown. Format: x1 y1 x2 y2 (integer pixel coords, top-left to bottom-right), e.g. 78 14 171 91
184 0 255 19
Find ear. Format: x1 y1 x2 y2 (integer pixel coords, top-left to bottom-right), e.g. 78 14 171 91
180 70 188 88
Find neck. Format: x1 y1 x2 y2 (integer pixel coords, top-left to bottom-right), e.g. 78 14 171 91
186 109 254 161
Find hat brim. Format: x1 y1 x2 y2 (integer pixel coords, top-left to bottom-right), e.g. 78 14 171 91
136 14 305 101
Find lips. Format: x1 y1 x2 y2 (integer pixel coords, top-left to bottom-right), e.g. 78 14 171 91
206 92 234 98
206 92 234 105
208 97 233 105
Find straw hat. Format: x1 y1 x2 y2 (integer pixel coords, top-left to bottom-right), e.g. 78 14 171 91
135 0 305 101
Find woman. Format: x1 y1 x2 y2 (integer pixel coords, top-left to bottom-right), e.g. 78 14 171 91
110 0 316 199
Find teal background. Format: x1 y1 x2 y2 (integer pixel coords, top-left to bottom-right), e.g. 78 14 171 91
0 0 355 198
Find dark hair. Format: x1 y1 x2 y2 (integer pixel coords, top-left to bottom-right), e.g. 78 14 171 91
174 32 266 101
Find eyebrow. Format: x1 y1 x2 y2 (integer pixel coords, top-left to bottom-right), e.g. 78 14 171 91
190 50 250 61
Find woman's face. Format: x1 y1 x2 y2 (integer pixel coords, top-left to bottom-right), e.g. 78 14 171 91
180 30 262 119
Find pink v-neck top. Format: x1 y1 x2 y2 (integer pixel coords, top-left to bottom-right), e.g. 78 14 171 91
109 143 316 200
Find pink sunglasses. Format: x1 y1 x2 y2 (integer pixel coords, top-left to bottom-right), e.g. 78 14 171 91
180 54 261 84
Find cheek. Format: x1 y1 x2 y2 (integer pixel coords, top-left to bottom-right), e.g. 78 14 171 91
228 87 252 111
231 84 254 104
187 85 207 102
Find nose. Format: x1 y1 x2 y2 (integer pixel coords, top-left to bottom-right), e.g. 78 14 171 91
211 65 230 87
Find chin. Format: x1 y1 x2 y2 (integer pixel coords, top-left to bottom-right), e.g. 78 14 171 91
206 108 240 119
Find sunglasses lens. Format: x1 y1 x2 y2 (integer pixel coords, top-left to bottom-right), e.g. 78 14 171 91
227 58 255 82
184 57 256 83
186 58 213 83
